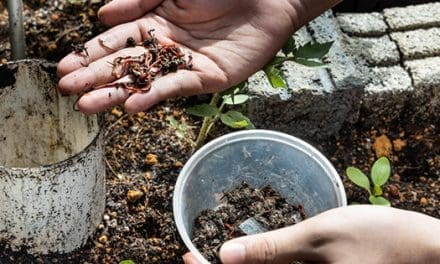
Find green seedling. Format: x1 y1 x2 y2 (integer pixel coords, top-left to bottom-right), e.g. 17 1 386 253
167 116 190 139
187 38 333 150
119 260 135 264
346 157 392 206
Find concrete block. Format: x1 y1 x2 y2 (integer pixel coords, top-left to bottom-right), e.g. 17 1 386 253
336 12 388 37
345 35 400 66
245 26 362 139
384 2 440 31
404 57 440 119
362 66 413 123
390 28 440 59
308 11 366 90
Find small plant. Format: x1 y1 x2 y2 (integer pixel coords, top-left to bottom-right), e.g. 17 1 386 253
187 37 333 150
346 157 392 206
167 116 190 139
119 260 135 264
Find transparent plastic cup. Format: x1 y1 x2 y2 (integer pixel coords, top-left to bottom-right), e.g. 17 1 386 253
173 130 347 263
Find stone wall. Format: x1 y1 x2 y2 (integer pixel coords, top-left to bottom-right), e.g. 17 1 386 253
247 2 439 139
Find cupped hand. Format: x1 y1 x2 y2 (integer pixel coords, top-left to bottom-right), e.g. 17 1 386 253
183 205 440 264
57 0 336 114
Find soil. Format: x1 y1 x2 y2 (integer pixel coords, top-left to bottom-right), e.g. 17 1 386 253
192 183 305 263
0 1 439 263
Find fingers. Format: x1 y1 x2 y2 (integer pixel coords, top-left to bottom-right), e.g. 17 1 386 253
182 253 203 264
76 87 130 115
124 69 204 113
57 22 143 77
218 217 326 264
98 0 163 26
58 46 151 96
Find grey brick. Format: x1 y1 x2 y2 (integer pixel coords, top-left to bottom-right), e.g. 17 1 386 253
362 66 413 122
390 28 440 59
245 25 362 139
336 12 387 37
384 2 440 31
308 11 366 90
404 57 440 119
345 35 400 66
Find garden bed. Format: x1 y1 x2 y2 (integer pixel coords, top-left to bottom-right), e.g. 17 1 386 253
0 1 438 263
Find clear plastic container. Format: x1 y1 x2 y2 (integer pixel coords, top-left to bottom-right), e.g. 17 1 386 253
173 129 346 263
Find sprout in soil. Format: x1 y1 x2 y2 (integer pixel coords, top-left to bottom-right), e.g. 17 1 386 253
346 156 392 206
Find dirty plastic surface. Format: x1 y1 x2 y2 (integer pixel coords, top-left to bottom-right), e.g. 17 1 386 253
0 60 105 254
174 130 347 264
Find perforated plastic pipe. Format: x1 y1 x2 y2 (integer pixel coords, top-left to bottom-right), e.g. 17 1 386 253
7 0 26 59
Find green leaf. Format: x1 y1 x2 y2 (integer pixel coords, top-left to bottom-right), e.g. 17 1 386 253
282 37 296 56
267 56 292 67
371 157 391 186
220 81 247 96
369 196 391 206
346 167 371 194
263 66 287 88
222 94 249 105
293 58 328 67
220 111 255 129
373 184 383 196
166 116 178 128
186 104 219 118
294 41 333 59
119 260 136 264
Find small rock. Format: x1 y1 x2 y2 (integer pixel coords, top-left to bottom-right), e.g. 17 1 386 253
372 134 392 158
127 189 144 203
420 197 428 206
109 211 117 218
144 153 158 166
387 184 400 198
173 161 183 168
103 214 110 221
111 107 123 118
392 138 406 152
98 235 108 244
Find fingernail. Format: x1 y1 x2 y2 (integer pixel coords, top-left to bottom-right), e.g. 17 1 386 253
219 242 246 264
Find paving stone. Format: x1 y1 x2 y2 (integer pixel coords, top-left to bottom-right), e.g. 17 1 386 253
345 35 400 66
384 2 440 31
362 66 413 123
336 12 388 37
390 28 440 59
404 57 440 119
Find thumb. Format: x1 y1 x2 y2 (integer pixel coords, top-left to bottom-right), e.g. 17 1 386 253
219 221 320 264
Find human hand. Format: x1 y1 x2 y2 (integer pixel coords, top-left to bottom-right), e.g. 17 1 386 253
57 0 340 114
183 205 440 264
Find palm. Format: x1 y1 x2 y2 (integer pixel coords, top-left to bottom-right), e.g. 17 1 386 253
57 0 296 113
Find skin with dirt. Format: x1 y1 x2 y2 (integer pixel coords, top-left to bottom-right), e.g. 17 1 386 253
0 1 438 263
192 182 305 264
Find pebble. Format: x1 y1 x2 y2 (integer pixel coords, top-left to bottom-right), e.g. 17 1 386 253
127 189 144 202
98 235 108 244
111 107 123 118
103 214 110 221
144 153 158 166
387 184 400 198
420 197 428 206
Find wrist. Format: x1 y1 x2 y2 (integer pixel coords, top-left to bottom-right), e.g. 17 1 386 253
285 0 342 31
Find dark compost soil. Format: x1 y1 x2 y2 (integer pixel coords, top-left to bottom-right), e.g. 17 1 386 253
0 1 438 263
192 183 305 263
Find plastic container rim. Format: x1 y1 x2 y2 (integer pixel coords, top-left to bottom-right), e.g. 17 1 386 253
173 129 347 264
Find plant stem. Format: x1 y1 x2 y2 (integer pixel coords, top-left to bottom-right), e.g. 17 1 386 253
193 93 222 151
